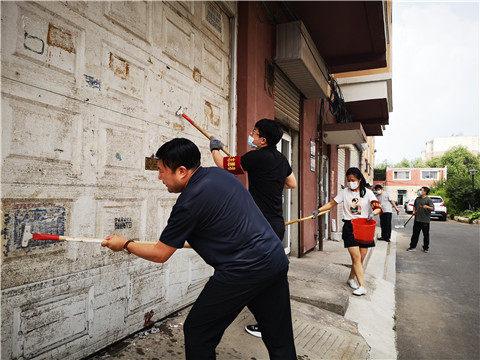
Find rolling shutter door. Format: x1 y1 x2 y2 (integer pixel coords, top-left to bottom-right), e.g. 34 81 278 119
274 69 301 131
350 147 360 168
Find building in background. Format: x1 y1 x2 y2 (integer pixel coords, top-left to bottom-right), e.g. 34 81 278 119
379 167 448 205
422 135 479 160
1 1 392 358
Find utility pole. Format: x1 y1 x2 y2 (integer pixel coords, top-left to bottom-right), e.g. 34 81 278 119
468 168 477 210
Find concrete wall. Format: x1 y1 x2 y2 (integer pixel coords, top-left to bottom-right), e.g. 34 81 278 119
1 2 234 358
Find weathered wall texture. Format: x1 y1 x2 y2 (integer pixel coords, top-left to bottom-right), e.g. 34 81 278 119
1 2 234 358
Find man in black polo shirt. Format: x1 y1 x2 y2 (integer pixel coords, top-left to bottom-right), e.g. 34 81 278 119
102 138 296 360
210 118 296 338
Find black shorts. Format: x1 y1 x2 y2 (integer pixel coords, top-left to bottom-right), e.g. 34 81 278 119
342 220 375 248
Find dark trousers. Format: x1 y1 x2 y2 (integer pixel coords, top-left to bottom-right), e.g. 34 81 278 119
184 270 296 360
380 212 392 240
410 221 430 250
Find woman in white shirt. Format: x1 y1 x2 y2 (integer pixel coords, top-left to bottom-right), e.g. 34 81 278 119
317 167 382 296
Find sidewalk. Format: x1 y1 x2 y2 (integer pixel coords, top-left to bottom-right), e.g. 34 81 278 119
89 234 397 360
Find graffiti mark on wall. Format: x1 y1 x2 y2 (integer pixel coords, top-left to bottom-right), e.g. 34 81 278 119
114 217 133 230
84 74 101 90
2 203 66 254
24 32 44 55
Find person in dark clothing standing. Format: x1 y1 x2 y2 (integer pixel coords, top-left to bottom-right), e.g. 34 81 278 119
102 138 297 360
407 186 434 253
374 184 399 242
210 119 296 338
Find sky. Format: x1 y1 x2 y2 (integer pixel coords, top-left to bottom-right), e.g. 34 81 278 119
375 1 479 165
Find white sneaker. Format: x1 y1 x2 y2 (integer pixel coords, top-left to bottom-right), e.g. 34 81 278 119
245 324 262 338
347 278 359 290
353 287 367 296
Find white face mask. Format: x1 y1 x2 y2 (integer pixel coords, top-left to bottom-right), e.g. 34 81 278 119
348 181 359 190
248 135 257 148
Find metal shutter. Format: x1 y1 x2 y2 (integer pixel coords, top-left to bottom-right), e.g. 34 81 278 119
350 147 360 168
337 147 346 221
274 69 301 131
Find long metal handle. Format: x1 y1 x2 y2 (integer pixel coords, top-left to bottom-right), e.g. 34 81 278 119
180 113 232 157
285 210 330 226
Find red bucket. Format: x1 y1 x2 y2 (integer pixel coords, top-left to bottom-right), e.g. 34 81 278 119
352 218 376 244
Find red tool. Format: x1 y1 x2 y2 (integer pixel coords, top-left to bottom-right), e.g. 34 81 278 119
33 233 104 243
175 106 231 156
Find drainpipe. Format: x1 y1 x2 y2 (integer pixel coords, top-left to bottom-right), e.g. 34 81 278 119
317 99 324 251
298 97 305 258
228 4 239 155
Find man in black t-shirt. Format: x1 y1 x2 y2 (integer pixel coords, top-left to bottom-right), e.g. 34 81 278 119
210 119 297 338
102 138 296 360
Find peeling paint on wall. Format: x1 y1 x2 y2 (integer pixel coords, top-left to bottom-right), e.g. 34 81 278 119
204 101 220 127
109 52 130 79
192 67 202 83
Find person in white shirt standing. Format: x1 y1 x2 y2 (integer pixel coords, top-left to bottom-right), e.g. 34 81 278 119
317 167 382 296
373 184 399 242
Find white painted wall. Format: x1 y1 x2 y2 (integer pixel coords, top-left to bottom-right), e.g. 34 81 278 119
422 136 479 160
1 2 234 358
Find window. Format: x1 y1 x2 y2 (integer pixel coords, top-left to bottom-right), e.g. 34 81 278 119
393 170 411 180
421 170 438 180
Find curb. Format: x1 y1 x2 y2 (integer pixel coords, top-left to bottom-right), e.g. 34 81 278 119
453 216 480 224
345 233 397 360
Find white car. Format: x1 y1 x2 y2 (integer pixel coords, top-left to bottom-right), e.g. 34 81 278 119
404 196 447 221
405 199 415 214
430 196 448 221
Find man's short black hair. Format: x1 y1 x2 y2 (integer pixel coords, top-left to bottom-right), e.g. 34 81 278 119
255 119 283 147
374 184 383 190
421 186 430 195
155 138 201 171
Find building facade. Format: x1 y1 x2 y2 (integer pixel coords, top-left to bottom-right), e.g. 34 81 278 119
1 1 392 358
379 167 448 205
422 136 480 160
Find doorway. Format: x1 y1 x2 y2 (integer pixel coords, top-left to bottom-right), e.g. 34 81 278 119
277 132 292 254
397 190 407 205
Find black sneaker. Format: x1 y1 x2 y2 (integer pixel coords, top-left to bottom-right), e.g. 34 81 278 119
406 248 416 252
385 239 391 243
245 324 262 338
423 248 429 253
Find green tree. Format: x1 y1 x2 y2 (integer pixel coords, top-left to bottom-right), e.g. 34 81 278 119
428 147 480 214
